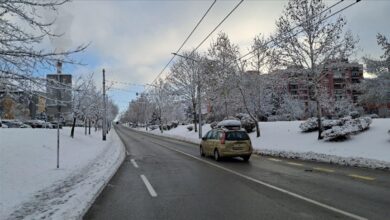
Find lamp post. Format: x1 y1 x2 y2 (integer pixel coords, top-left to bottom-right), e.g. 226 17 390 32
102 68 106 141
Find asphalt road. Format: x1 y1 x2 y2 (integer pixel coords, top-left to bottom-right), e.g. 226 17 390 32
84 125 390 220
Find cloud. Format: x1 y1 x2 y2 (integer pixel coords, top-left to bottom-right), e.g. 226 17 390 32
49 0 389 111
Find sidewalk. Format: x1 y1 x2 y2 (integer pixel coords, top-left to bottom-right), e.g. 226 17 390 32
0 127 125 219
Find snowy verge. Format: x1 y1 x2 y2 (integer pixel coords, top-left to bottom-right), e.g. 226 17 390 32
0 127 126 220
256 150 390 170
131 119 390 170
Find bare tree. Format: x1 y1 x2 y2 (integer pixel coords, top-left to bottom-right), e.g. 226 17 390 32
206 32 241 120
0 0 87 99
167 51 202 132
272 0 358 139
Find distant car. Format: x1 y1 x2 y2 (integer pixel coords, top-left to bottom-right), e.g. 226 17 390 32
0 121 8 128
200 128 253 162
1 120 23 128
19 124 32 128
43 122 54 129
24 120 46 128
51 122 63 129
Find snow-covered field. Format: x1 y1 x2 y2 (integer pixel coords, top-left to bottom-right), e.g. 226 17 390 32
135 119 390 169
0 127 125 220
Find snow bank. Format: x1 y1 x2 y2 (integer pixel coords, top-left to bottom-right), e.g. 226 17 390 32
0 127 125 219
135 119 390 169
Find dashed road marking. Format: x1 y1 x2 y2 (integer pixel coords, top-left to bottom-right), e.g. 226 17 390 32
140 174 157 197
313 167 335 173
268 158 282 162
348 174 375 181
152 142 367 220
130 159 139 168
287 162 304 166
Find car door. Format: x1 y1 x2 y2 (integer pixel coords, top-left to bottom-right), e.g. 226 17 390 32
205 130 215 155
202 131 211 155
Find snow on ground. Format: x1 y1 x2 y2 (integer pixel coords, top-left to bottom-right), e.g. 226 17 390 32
135 119 390 169
0 127 125 219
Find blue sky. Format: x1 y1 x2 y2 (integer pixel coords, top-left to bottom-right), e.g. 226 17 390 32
40 0 390 112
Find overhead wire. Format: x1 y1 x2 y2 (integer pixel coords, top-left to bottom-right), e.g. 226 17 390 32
146 0 245 92
239 0 346 60
192 0 244 53
241 0 361 62
146 0 217 91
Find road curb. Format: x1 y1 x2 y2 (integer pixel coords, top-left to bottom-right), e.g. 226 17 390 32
78 128 126 220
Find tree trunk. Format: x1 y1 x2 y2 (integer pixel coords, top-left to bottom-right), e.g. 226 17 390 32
84 119 87 135
70 117 76 138
239 87 261 137
88 119 91 135
159 117 163 133
316 98 323 140
254 121 260 137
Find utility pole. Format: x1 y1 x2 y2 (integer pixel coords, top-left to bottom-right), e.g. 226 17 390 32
102 68 107 141
197 66 202 139
56 69 62 169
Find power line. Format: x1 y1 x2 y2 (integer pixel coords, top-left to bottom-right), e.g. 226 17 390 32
146 0 217 91
147 0 244 93
242 0 361 62
239 0 345 60
192 0 244 52
107 80 146 87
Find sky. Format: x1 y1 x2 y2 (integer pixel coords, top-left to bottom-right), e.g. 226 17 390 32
40 0 390 112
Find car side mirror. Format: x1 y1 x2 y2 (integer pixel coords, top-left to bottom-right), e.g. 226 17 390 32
202 137 207 141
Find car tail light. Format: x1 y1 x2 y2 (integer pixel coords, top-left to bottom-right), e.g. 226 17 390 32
220 132 226 144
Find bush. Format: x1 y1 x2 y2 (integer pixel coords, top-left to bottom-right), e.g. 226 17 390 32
299 117 319 132
300 117 345 132
235 113 256 133
322 119 343 130
187 125 193 131
321 117 372 141
349 111 360 119
321 126 351 141
171 120 179 128
149 125 158 131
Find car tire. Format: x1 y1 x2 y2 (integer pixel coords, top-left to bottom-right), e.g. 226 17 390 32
242 155 250 162
200 146 205 157
214 149 220 161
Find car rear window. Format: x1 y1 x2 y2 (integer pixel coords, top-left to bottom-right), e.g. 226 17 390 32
225 131 250 141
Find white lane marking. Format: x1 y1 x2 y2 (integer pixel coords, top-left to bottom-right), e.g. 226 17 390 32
287 162 304 166
158 144 367 220
268 158 282 162
140 174 157 197
131 159 139 168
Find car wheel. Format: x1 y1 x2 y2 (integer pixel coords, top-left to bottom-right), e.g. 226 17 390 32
214 149 220 161
242 155 250 162
200 146 205 157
